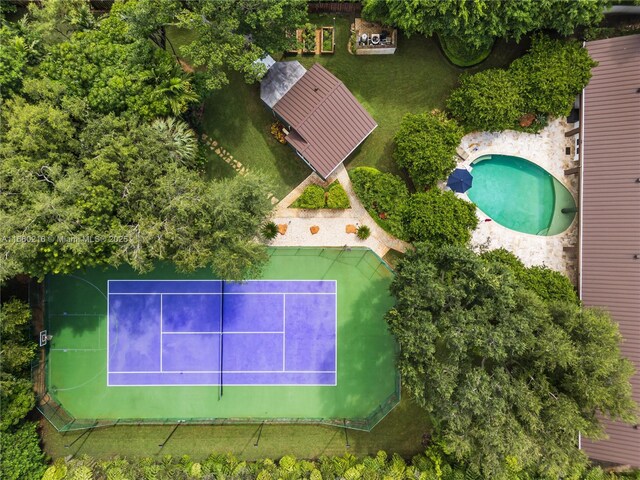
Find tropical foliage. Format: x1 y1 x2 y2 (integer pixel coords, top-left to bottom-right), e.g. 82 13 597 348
349 167 409 238
0 300 36 432
511 35 597 118
0 300 45 480
394 111 464 189
401 190 477 245
0 5 275 282
176 0 308 91
387 244 637 478
362 0 608 52
0 422 46 480
481 248 579 304
357 224 372 240
447 68 523 132
447 36 595 132
37 448 640 480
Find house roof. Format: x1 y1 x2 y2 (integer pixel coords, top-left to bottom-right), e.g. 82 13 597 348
579 34 640 467
260 61 307 108
272 64 377 178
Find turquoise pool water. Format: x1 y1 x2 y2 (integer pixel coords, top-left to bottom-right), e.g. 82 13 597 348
467 155 576 235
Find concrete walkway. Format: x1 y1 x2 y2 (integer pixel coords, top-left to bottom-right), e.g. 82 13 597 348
269 165 410 258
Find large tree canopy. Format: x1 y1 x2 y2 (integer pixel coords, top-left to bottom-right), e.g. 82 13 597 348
362 0 609 49
387 244 636 478
176 0 307 91
0 84 273 280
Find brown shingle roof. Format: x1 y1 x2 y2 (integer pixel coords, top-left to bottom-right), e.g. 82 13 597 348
579 34 640 467
273 64 377 178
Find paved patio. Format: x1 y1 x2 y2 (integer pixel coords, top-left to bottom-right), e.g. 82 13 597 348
269 165 410 258
455 118 579 280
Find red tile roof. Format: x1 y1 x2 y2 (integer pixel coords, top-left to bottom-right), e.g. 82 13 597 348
273 64 377 178
579 34 640 467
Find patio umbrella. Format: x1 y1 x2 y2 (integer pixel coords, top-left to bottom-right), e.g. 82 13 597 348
446 168 473 193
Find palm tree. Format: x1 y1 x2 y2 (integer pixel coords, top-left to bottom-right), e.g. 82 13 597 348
151 117 198 165
157 72 199 116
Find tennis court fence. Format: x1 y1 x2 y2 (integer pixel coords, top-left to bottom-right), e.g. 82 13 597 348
32 358 401 433
33 247 401 433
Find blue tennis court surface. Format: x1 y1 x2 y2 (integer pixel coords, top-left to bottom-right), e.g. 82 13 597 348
107 280 337 386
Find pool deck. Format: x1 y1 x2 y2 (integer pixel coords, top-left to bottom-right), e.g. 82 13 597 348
454 118 579 281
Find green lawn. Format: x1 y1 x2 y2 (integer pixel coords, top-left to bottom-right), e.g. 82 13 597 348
41 391 430 461
168 15 527 199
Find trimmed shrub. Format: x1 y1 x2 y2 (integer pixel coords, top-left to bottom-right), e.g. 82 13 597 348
447 69 523 132
349 167 409 238
401 189 478 245
260 221 278 240
511 35 596 118
357 225 371 240
290 184 326 209
326 182 350 209
394 111 464 189
291 182 350 209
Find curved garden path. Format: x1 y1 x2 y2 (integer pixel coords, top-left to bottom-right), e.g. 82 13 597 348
269 165 410 258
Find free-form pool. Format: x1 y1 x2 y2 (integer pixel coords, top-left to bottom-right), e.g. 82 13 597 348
467 155 576 235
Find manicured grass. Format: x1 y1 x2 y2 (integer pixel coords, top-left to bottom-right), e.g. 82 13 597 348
168 17 527 199
40 391 430 461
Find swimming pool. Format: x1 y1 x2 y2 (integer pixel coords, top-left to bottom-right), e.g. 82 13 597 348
467 155 576 235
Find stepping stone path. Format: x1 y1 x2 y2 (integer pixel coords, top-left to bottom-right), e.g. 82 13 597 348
201 133 279 205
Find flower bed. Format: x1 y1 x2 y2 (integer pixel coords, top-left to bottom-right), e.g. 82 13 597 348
321 27 334 53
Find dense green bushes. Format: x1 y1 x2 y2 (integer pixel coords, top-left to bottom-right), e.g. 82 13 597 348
350 167 408 237
447 69 523 132
37 447 640 480
0 300 46 480
326 182 350 209
510 35 596 118
1 422 46 480
402 190 478 245
394 111 464 189
481 248 579 304
290 181 350 209
350 167 478 246
447 35 595 133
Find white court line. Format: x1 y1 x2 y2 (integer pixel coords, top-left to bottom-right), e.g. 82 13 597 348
108 383 337 388
51 348 106 352
283 294 286 372
109 370 336 374
162 331 284 335
108 292 336 295
106 281 110 373
160 294 163 372
107 280 338 387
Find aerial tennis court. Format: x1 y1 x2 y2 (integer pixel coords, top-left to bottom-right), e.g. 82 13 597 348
108 280 336 386
43 248 399 430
